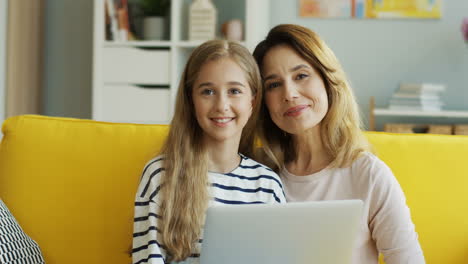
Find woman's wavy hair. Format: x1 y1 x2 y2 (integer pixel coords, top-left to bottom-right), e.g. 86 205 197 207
253 24 369 172
159 39 262 262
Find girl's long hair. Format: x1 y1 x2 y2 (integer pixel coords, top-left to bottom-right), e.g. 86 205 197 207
253 24 369 172
159 40 262 262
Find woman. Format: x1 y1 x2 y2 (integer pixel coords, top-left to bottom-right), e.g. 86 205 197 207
253 24 425 264
132 40 285 264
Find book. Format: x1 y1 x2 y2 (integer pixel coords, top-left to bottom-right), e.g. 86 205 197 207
105 0 119 41
399 83 446 93
115 0 136 41
389 98 443 106
389 105 442 111
105 0 135 41
104 1 112 40
392 92 440 100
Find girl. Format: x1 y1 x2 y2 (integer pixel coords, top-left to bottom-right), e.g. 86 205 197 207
132 40 285 264
253 24 425 264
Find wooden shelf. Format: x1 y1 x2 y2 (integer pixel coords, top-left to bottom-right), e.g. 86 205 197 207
104 40 172 48
374 109 468 118
368 96 468 131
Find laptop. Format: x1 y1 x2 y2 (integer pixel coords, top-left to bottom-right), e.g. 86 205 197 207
199 200 363 264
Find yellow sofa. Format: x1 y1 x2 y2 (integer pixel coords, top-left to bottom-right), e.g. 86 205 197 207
0 115 467 264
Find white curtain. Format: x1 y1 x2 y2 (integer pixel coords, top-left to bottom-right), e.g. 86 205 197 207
0 0 7 126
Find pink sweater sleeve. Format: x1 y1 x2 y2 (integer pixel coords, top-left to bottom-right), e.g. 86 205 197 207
367 159 425 264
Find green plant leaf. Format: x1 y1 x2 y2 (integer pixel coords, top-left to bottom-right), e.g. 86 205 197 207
140 0 170 17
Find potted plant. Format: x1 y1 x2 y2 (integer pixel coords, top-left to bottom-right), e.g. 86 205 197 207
140 0 170 40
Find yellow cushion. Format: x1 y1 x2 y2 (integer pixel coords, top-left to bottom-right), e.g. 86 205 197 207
366 132 468 264
0 115 168 264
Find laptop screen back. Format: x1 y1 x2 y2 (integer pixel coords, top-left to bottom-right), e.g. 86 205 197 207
200 200 363 264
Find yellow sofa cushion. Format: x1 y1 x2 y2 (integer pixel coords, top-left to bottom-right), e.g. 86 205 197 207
366 132 468 264
1 115 467 264
0 115 168 264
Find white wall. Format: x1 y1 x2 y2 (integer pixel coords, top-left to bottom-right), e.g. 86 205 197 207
269 0 468 129
0 0 7 129
42 1 468 129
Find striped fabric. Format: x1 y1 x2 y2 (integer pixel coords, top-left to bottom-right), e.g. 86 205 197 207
132 154 285 264
0 200 45 264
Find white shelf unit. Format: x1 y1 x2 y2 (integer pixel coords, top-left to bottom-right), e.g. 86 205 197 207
92 0 270 124
368 97 468 131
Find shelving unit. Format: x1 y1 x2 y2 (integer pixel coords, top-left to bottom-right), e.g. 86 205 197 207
103 40 172 48
92 0 270 124
369 97 468 131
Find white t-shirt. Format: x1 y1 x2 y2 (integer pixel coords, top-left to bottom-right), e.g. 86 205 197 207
132 154 285 264
281 152 425 264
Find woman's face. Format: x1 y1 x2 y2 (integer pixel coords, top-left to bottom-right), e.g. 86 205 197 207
192 57 254 145
261 45 328 135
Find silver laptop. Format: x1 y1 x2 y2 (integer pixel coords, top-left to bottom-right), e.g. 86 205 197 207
200 200 363 264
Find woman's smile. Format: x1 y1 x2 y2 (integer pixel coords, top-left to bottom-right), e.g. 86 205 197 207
284 105 309 117
210 117 235 127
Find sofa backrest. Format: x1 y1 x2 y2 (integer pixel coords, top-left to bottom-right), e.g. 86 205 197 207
366 132 468 264
1 115 467 264
0 115 168 264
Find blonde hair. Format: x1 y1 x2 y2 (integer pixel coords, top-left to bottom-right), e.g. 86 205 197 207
159 39 262 262
252 24 369 172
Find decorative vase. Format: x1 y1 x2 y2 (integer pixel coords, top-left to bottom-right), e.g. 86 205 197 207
189 0 217 41
143 16 166 40
221 19 243 41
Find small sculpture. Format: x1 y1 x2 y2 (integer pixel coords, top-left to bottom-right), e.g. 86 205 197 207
189 0 217 40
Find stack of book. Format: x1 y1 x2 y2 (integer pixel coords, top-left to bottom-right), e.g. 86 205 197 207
388 83 446 111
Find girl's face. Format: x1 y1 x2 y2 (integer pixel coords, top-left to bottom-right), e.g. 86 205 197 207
261 45 328 135
192 57 254 145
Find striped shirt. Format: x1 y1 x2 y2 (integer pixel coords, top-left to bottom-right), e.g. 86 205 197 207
132 154 285 264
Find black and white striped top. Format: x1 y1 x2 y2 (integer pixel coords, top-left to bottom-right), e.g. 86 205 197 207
132 154 285 264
